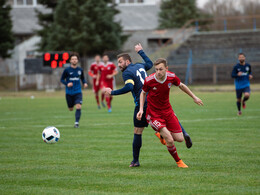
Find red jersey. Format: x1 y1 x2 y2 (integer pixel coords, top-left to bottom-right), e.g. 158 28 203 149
142 71 181 114
89 62 103 79
99 62 117 85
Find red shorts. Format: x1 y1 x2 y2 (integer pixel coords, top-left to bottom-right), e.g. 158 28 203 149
92 79 100 93
146 109 181 133
100 81 113 90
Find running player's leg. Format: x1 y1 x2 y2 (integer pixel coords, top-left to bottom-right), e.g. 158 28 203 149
129 106 148 167
74 93 83 128
159 127 188 168
242 87 251 109
105 82 113 112
179 121 192 148
94 84 100 109
236 89 243 115
163 112 188 168
66 94 74 111
129 127 144 167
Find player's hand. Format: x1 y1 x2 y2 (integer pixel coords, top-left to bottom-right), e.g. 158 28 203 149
135 43 143 53
84 83 88 88
67 82 73 87
136 110 143 121
95 80 99 86
106 75 113 79
237 72 243 76
249 75 253 80
104 88 112 95
193 96 203 106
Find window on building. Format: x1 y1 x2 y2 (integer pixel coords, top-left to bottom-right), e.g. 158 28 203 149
8 0 38 7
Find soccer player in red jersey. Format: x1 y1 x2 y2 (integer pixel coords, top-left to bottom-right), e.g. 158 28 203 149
88 55 104 109
137 58 203 168
97 55 118 112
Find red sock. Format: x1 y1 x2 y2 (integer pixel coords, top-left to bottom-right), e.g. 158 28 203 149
101 93 105 102
95 94 100 106
167 145 180 162
106 96 111 109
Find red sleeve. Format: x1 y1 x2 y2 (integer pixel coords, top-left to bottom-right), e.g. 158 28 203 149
172 75 181 86
142 78 150 93
111 63 116 71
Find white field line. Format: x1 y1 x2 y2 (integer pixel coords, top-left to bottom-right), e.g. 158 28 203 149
1 116 259 129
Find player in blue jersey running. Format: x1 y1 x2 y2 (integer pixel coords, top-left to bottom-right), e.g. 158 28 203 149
60 52 88 128
231 53 253 116
104 44 192 167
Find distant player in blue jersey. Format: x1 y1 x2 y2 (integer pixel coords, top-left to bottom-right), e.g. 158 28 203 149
231 53 253 115
104 44 192 167
60 52 88 128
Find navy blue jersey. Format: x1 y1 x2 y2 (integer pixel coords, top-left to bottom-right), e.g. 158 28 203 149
122 50 153 106
60 66 87 95
231 63 252 89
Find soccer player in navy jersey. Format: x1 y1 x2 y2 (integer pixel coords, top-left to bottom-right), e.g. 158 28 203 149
231 53 253 116
104 44 192 167
60 52 88 128
137 58 203 168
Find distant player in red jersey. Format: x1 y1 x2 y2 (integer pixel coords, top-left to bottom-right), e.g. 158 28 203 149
137 58 203 168
97 55 118 112
88 55 104 109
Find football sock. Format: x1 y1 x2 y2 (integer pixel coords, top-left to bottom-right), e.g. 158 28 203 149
106 96 111 109
133 134 142 163
236 101 241 111
179 122 187 135
101 93 105 102
243 96 249 102
95 94 100 106
167 145 180 162
75 109 81 123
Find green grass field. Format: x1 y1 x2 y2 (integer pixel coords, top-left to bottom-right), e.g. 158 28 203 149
0 88 259 194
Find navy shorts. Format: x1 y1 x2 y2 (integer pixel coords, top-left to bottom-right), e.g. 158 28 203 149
236 86 250 99
66 93 82 108
133 105 148 128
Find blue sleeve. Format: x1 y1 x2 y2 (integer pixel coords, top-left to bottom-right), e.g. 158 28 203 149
60 69 68 86
231 65 238 78
249 65 252 75
111 83 133 96
80 69 87 84
138 50 153 71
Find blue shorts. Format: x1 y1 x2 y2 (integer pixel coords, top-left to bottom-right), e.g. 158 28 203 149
236 86 250 99
66 93 82 108
133 105 148 128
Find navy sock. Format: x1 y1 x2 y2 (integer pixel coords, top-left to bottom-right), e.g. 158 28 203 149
75 109 81 123
179 122 187 135
132 134 142 163
243 96 249 102
236 102 241 111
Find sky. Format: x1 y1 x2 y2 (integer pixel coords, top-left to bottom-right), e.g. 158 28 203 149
197 0 209 8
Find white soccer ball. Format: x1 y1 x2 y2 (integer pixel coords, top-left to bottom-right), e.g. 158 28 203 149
42 126 60 144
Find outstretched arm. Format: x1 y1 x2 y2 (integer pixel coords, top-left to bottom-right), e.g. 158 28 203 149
136 90 147 120
135 43 153 71
104 83 134 96
179 82 203 106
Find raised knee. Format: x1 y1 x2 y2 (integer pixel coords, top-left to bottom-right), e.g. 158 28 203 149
165 137 174 145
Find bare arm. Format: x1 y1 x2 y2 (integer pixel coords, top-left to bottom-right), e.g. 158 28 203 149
136 90 147 120
96 72 100 85
179 82 203 106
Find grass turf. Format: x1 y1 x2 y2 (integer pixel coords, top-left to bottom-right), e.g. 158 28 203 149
0 89 259 194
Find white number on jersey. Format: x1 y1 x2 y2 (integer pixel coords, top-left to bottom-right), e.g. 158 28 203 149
136 68 147 84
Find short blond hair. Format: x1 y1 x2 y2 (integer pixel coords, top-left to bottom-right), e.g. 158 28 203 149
154 58 167 67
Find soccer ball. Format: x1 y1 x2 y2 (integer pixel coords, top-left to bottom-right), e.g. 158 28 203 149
42 126 60 144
